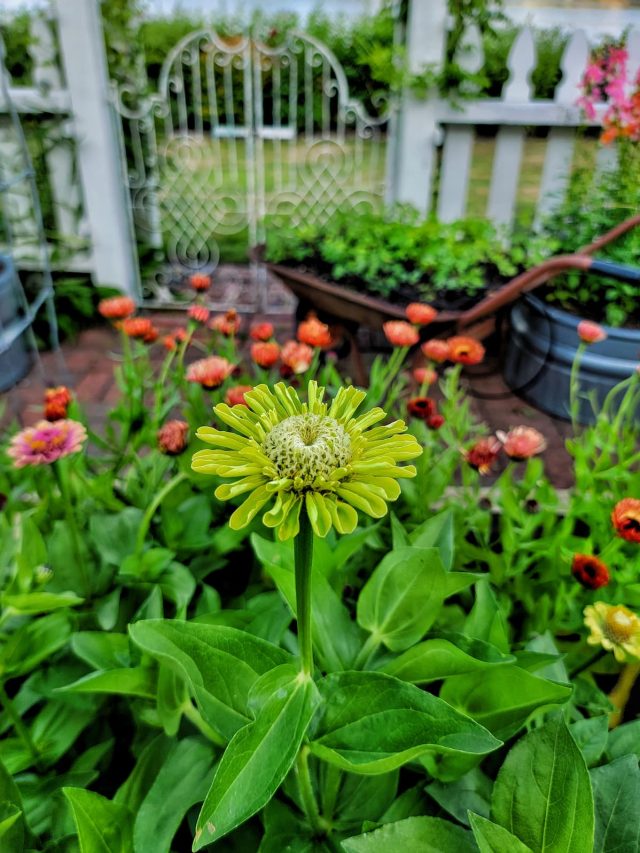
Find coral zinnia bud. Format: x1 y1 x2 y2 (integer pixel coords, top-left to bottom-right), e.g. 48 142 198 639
497 426 546 460
186 356 235 388
407 397 435 420
250 322 274 342
413 367 437 386
190 273 211 292
406 303 437 325
98 296 136 320
8 419 87 467
577 320 607 344
297 315 332 348
572 554 610 590
612 498 640 543
192 381 422 540
44 386 73 422
427 413 445 429
584 602 640 662
225 385 252 407
158 420 189 455
187 305 210 324
383 321 419 347
421 339 450 363
447 336 485 365
251 341 280 368
120 317 159 343
281 340 314 374
464 436 502 475
162 334 177 351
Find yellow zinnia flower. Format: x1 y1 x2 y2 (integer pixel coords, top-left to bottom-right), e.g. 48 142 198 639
584 602 640 662
192 381 422 540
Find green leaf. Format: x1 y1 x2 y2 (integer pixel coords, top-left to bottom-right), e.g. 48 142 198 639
0 803 22 842
464 580 509 653
409 509 455 571
134 737 216 853
427 767 492 826
129 620 293 741
332 770 399 832
590 755 640 853
71 633 130 670
0 758 24 850
468 813 533 853
357 548 452 652
0 612 72 678
439 666 572 740
342 816 477 852
252 534 363 670
381 633 515 683
606 719 640 761
115 734 173 813
1 591 83 614
58 667 156 698
193 673 320 848
63 787 133 853
258 800 319 853
491 717 594 853
309 671 501 775
89 508 143 566
570 716 609 767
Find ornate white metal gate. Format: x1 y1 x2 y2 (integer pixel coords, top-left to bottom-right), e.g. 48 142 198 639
110 29 388 309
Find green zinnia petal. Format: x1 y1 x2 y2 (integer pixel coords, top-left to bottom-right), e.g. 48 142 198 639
306 492 332 538
229 485 273 529
329 499 358 534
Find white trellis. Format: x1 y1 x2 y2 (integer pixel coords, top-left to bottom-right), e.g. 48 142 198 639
110 27 389 308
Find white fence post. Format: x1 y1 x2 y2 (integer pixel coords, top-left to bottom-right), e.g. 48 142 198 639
54 0 140 298
389 0 447 215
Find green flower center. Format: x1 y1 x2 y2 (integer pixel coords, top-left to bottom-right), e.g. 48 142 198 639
263 414 351 486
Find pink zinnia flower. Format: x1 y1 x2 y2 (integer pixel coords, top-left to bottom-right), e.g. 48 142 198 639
280 340 313 374
186 356 235 389
578 320 607 344
406 303 437 326
497 426 547 460
157 420 189 455
8 419 87 468
413 367 437 386
225 385 252 407
187 305 210 325
383 321 419 347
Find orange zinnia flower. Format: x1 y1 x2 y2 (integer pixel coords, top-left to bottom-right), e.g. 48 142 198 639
187 305 210 325
297 315 332 348
406 303 437 326
120 317 159 343
44 386 72 422
464 436 502 475
211 309 241 336
280 340 313 374
612 498 640 543
497 426 546 460
447 336 485 365
186 356 235 388
162 335 177 351
383 321 419 347
98 296 136 320
421 339 450 363
157 420 189 455
250 322 274 342
225 385 252 407
251 341 280 368
189 273 211 292
571 554 610 590
577 320 607 345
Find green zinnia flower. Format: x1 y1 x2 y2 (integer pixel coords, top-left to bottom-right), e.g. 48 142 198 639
192 381 422 540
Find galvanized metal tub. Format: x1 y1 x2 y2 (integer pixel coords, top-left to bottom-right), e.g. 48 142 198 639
0 254 31 392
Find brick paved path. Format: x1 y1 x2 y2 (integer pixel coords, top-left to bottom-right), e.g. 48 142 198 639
1 265 574 487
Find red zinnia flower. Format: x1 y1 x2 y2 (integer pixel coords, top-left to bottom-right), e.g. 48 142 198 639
421 339 450 363
406 303 437 326
187 305 210 325
383 321 419 347
157 420 189 455
612 498 640 543
407 397 436 420
225 385 252 407
464 436 502 475
427 413 445 430
250 322 274 342
98 296 136 320
497 426 547 460
572 554 610 589
447 336 485 365
190 273 211 292
577 320 607 345
120 317 159 343
186 356 234 388
297 315 332 348
251 341 280 368
211 309 241 336
44 386 72 421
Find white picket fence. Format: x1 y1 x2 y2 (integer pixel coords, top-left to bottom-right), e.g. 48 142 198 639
0 0 635 297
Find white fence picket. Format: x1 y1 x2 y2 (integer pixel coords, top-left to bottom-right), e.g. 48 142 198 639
486 27 535 228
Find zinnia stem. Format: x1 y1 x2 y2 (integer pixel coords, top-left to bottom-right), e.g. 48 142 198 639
608 662 640 729
135 472 187 555
295 746 323 834
569 342 586 429
0 681 40 766
294 510 315 678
